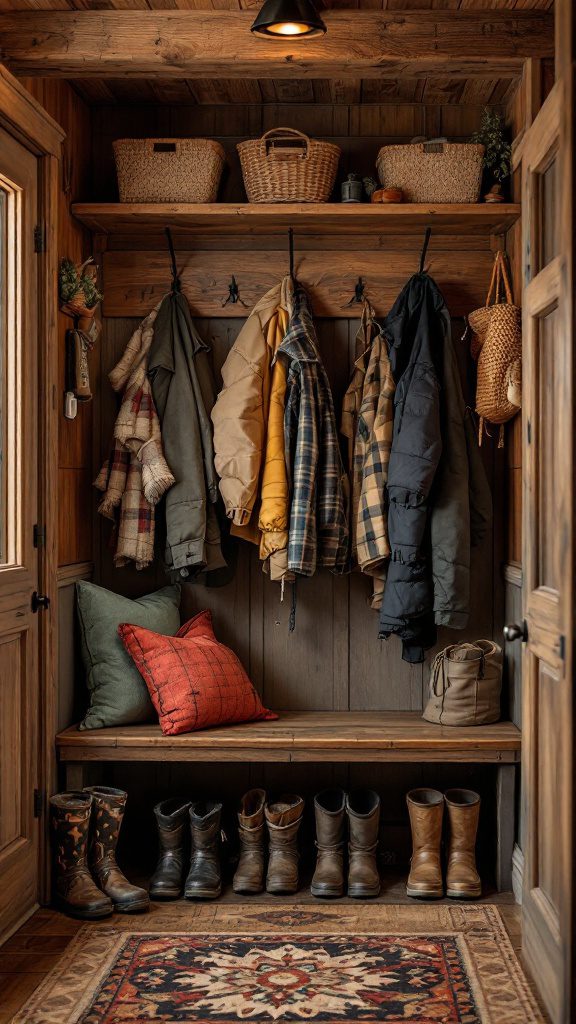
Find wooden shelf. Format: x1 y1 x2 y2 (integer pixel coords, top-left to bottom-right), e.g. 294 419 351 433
71 202 521 239
57 712 521 765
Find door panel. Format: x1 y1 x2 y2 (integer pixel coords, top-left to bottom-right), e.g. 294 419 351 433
0 126 40 941
521 70 574 1024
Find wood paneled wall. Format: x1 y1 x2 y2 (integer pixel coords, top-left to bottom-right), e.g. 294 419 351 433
20 79 94 568
96 313 499 715
88 98 508 719
89 99 501 204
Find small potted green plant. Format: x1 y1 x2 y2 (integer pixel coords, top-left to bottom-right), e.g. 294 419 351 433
59 257 103 333
471 108 512 203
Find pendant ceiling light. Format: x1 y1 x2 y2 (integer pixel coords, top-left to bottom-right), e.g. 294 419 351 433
251 0 326 38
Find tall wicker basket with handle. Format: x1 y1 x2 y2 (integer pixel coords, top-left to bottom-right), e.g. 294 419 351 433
468 251 522 446
238 128 340 203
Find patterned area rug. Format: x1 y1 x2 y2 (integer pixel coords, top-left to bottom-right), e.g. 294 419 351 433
12 903 544 1023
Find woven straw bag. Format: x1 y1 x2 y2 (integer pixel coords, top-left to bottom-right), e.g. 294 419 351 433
113 138 225 203
237 128 340 203
376 141 484 203
468 251 522 445
423 641 503 727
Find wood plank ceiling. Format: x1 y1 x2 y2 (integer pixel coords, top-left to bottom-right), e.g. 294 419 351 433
1 0 553 106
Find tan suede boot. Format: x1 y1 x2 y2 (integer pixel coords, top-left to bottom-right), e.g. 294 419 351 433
406 788 444 899
233 789 266 895
347 790 381 898
311 789 346 899
265 794 304 895
445 789 482 899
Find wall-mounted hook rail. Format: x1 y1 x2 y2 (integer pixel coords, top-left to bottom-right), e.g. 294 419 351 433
222 275 248 308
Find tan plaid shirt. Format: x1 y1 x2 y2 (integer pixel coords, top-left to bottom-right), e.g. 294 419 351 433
341 302 376 562
355 330 395 608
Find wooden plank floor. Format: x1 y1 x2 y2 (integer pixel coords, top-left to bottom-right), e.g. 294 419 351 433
0 879 547 1023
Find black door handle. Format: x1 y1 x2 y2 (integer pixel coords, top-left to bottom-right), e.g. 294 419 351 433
31 592 51 613
503 621 528 643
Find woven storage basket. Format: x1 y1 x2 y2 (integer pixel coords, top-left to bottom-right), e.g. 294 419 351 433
238 128 340 203
468 251 522 443
376 141 484 203
113 138 226 203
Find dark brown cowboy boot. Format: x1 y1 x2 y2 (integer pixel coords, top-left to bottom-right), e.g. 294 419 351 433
50 792 113 920
445 789 482 899
185 801 223 900
347 790 381 898
406 788 444 899
311 789 346 899
149 798 191 901
265 794 304 895
233 789 266 895
84 786 149 913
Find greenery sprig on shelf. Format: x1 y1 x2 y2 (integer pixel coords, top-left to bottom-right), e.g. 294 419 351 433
471 108 512 185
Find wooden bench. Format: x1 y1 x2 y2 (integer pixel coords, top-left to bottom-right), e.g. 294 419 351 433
57 712 520 891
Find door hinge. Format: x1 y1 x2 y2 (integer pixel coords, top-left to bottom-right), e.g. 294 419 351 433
33 523 46 548
34 789 46 818
559 634 566 660
527 420 532 444
34 223 46 253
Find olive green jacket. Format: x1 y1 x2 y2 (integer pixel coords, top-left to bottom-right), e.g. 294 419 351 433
148 291 226 579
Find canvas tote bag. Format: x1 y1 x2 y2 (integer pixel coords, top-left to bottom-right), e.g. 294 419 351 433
468 251 521 447
423 640 503 727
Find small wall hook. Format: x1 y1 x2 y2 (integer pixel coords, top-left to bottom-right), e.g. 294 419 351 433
222 275 248 308
288 227 295 284
419 227 432 273
342 277 367 308
164 226 181 292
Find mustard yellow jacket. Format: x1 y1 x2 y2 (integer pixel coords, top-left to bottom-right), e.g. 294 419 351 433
211 278 292 577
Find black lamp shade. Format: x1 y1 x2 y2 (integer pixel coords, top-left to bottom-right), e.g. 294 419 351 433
251 0 326 37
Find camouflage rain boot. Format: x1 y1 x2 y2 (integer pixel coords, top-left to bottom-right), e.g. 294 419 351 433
50 792 113 920
84 786 149 913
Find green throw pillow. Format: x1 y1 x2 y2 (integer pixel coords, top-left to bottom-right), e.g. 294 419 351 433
77 581 181 730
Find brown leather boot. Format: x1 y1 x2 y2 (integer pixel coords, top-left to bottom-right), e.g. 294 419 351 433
233 789 266 895
406 788 444 899
50 792 113 920
84 787 149 913
265 794 304 895
149 798 191 901
346 790 381 898
311 789 345 899
185 801 223 900
445 789 482 899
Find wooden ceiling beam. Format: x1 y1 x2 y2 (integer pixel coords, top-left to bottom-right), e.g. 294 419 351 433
0 10 553 79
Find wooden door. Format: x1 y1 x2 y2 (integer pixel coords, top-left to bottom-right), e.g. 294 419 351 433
0 126 41 942
519 62 576 1023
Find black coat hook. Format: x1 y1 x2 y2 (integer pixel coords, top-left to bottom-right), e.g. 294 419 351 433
343 277 367 308
222 275 248 308
288 227 295 283
419 227 432 273
164 226 181 292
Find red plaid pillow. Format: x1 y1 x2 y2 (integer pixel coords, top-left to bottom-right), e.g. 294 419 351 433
118 610 277 736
